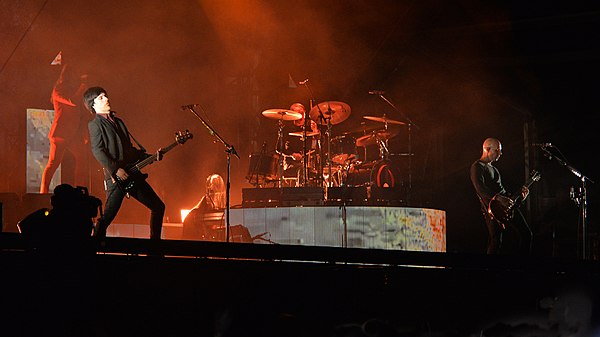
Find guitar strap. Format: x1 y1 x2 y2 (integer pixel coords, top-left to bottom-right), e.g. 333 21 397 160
127 130 147 153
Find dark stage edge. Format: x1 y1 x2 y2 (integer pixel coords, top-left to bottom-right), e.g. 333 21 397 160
1 233 600 337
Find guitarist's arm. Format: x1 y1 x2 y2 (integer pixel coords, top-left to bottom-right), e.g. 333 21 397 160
470 162 504 209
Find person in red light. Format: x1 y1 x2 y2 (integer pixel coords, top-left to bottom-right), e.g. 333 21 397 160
85 86 165 241
40 53 91 193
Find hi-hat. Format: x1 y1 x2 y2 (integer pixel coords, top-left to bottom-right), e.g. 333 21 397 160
356 129 399 147
363 114 405 125
289 131 320 137
309 101 351 125
262 109 302 121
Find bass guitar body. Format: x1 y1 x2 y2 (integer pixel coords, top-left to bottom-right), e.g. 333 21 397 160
113 130 193 196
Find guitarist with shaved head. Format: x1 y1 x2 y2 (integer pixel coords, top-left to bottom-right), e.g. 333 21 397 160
470 137 533 255
84 86 165 241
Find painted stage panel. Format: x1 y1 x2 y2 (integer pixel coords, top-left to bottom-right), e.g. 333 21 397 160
26 109 59 193
229 206 446 252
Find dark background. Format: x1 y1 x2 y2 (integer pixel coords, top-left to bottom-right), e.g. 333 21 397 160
1 0 598 256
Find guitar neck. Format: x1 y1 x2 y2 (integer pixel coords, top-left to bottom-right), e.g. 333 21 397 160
512 175 538 204
133 141 179 171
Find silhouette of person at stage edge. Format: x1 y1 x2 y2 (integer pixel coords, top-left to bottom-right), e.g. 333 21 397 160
183 174 226 240
470 137 533 255
40 52 92 193
85 86 165 240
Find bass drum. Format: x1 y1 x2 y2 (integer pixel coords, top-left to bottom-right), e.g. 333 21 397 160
346 160 402 188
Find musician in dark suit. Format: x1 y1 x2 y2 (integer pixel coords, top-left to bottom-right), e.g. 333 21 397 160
84 86 165 240
470 137 532 255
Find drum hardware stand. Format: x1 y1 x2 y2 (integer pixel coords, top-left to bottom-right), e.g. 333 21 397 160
373 93 418 204
301 81 328 188
539 144 594 259
275 119 286 188
183 104 240 243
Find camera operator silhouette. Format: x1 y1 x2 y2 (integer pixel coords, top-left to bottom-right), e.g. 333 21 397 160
17 183 102 254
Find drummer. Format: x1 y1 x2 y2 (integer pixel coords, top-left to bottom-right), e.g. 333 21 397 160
278 103 319 178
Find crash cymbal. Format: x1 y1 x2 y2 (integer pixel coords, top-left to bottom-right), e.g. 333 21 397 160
262 109 303 121
356 129 399 147
289 131 320 137
363 114 405 125
309 101 351 125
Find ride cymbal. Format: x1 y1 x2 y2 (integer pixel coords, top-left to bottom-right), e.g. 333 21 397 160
309 101 351 125
262 109 303 121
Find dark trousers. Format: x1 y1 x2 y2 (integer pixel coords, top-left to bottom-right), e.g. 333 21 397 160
97 178 165 240
484 208 533 255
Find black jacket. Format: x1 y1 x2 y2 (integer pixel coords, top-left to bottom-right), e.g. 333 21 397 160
88 113 144 181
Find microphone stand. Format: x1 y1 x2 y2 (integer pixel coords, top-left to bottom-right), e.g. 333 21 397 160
375 93 419 205
540 145 594 259
184 105 240 243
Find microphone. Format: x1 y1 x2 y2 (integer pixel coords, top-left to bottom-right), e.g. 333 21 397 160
299 79 309 85
181 104 199 110
532 142 552 147
368 90 385 95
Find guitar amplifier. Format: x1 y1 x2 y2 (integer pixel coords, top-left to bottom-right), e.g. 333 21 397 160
242 187 325 207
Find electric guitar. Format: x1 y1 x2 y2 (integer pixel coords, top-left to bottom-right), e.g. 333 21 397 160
114 130 193 195
487 170 541 230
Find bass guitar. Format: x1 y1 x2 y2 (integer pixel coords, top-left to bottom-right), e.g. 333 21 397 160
114 130 193 195
487 170 541 230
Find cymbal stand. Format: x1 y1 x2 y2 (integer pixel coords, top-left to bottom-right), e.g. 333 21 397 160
275 119 285 188
318 111 334 187
184 104 240 242
376 135 390 160
375 93 419 204
301 82 327 187
301 104 311 187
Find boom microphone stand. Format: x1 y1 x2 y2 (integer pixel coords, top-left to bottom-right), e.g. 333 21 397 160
183 104 240 243
539 144 594 259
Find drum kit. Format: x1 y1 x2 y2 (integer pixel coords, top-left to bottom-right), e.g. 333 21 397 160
247 101 409 192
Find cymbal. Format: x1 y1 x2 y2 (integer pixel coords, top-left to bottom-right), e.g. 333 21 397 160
309 101 351 125
363 115 405 125
356 129 399 147
288 131 320 137
262 109 302 121
341 123 381 136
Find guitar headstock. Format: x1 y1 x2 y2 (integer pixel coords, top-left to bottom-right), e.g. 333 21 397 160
530 170 541 182
175 130 193 144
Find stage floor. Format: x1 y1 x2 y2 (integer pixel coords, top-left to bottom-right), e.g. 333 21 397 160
1 232 599 337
